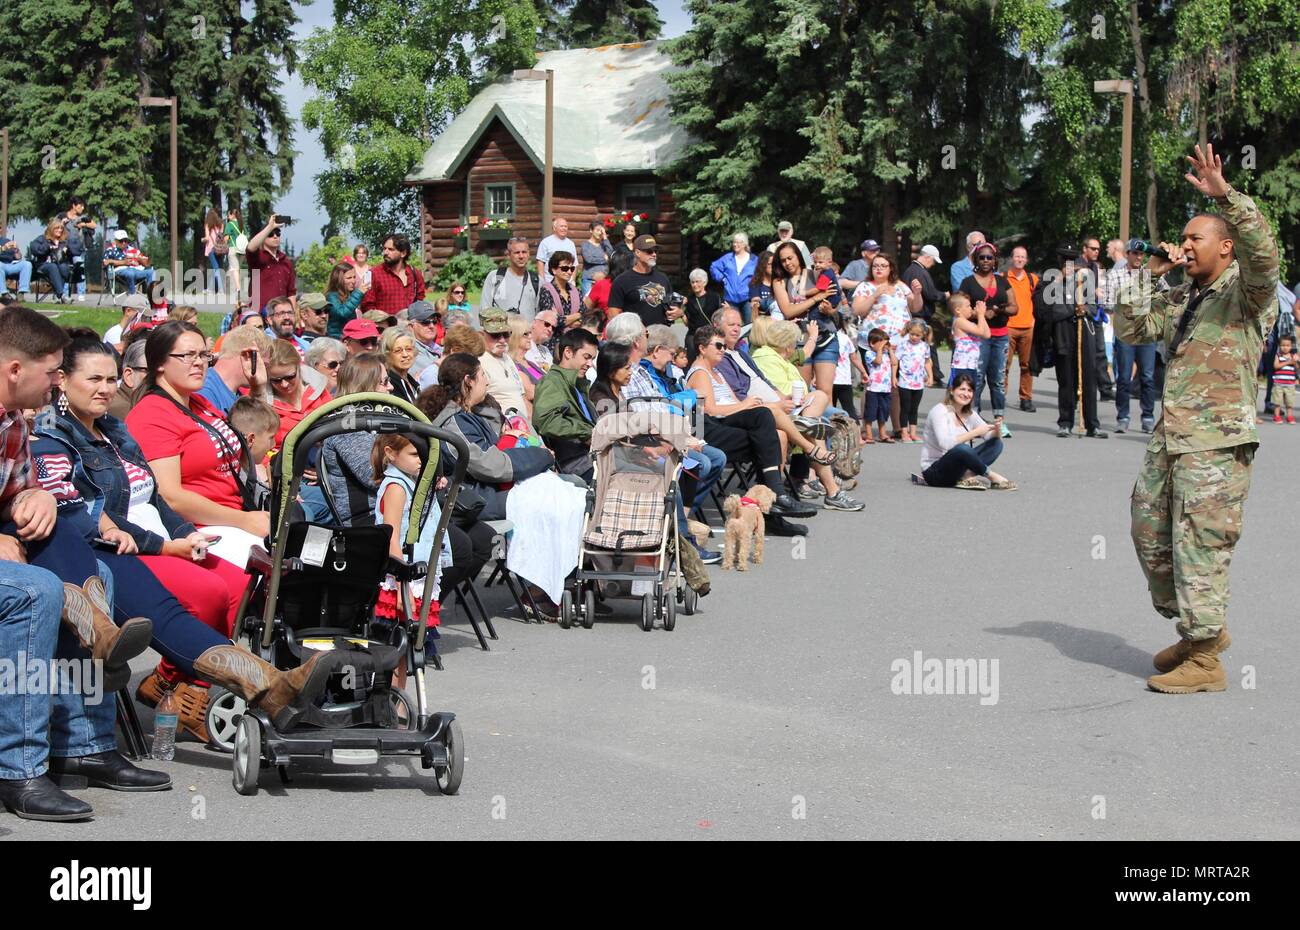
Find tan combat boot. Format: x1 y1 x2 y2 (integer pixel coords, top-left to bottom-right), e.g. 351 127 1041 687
62 578 153 693
194 644 349 729
1152 626 1231 673
1147 638 1228 694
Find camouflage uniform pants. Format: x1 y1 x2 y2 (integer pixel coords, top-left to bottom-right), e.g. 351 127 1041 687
1130 444 1254 641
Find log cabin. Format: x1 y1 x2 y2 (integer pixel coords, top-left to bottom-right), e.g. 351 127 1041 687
405 42 694 280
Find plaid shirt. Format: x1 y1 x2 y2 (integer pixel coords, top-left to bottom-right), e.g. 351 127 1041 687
361 262 426 315
0 406 38 511
621 361 669 411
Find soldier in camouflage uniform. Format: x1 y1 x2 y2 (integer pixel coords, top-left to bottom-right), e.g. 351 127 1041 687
1113 145 1279 694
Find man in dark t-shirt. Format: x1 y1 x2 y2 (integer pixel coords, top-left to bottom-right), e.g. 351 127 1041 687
607 235 683 328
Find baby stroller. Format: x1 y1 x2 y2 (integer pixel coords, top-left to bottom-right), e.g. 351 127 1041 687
221 392 470 796
561 409 697 631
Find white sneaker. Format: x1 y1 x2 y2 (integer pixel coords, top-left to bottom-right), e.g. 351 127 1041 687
76 294 86 302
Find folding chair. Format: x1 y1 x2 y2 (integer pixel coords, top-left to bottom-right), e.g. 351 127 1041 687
116 690 150 760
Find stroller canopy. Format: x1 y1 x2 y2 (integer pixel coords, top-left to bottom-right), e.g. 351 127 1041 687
589 410 696 456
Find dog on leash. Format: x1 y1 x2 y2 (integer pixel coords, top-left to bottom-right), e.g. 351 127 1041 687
721 485 776 571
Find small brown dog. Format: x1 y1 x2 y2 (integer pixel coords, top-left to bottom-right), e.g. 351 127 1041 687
721 484 775 571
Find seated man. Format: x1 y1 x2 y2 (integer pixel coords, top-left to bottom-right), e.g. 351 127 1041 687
198 325 271 415
0 227 33 301
265 296 311 356
478 308 530 421
532 327 599 481
103 230 156 295
297 292 329 344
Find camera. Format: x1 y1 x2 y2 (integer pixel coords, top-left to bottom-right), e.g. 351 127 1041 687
670 292 686 307
274 214 294 225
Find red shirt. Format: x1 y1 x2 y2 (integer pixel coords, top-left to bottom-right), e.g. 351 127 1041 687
590 277 613 317
271 385 332 453
245 247 297 312
0 407 37 510
127 392 244 511
361 262 426 315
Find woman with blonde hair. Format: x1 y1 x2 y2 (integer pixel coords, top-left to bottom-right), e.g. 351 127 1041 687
30 217 73 303
507 315 539 413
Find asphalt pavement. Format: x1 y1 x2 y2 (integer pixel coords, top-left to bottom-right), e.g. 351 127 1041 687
3 371 1297 841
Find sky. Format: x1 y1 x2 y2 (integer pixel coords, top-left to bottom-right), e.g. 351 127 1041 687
276 0 693 250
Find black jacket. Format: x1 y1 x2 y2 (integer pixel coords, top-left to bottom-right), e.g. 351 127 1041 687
901 261 945 321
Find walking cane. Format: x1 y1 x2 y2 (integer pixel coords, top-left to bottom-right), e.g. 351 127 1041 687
1074 272 1085 435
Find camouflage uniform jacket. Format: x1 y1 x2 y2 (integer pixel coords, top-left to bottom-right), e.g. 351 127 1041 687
1114 187 1279 455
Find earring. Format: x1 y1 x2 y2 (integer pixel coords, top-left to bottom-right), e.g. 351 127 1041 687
57 392 70 416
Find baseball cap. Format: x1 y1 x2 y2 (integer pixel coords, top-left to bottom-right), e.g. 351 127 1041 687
634 235 657 252
298 292 327 311
920 244 942 263
239 306 264 324
479 307 511 334
363 309 396 326
342 319 381 341
407 300 439 323
777 221 794 233
121 293 149 312
113 230 129 241
860 239 880 252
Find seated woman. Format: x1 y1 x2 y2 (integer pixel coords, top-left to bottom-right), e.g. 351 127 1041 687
418 353 554 522
588 341 634 417
683 325 814 523
508 316 541 415
305 337 345 394
267 337 331 452
319 352 392 526
747 317 863 511
126 321 270 571
36 337 250 717
382 326 420 404
914 373 1017 490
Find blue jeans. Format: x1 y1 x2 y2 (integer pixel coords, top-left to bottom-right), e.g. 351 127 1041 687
689 443 728 508
1 259 33 294
37 262 71 296
112 266 155 294
49 558 118 759
208 252 225 293
975 334 1009 418
1114 339 1157 422
922 437 1004 488
299 482 333 523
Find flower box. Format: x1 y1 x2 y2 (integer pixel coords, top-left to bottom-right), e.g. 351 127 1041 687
477 227 513 242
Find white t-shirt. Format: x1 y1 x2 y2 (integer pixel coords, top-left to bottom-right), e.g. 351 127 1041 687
920 403 988 470
537 235 576 283
834 332 853 385
103 324 124 346
117 449 169 538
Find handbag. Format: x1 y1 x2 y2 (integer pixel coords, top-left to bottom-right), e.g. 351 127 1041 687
449 486 486 529
233 232 249 256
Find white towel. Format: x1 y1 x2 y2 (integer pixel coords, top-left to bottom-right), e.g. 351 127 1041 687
505 471 587 604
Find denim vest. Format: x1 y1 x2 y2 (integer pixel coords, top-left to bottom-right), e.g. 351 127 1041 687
33 407 196 554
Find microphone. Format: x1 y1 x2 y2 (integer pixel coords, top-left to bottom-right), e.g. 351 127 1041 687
1127 238 1170 261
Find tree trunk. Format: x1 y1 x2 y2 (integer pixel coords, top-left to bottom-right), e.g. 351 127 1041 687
1127 2 1158 241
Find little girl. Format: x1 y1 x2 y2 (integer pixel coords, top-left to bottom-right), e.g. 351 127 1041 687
862 328 894 443
895 320 932 442
948 292 990 388
373 433 453 628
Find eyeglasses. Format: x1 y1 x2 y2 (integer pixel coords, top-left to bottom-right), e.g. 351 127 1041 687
487 331 510 340
322 359 341 370
351 338 379 349
556 265 575 272
168 351 214 366
269 371 298 385
710 341 725 351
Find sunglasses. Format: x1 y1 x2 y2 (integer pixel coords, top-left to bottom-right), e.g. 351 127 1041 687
351 337 379 348
451 290 465 296
321 360 341 370
710 341 725 351
639 247 658 254
556 265 575 272
487 331 510 340
537 320 555 330
269 371 298 385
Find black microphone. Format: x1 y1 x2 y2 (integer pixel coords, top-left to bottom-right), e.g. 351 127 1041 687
1127 238 1170 261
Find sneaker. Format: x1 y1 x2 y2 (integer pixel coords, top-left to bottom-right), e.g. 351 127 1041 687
771 493 817 519
1141 417 1155 433
1056 427 1071 438
1274 412 1283 423
1086 429 1109 438
75 294 86 302
1115 419 1128 434
1019 400 1037 413
695 546 722 565
1289 414 1297 425
823 490 865 511
999 422 1012 439
910 472 928 486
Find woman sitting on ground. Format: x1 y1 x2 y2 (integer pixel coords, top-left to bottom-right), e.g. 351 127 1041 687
914 372 1016 490
126 321 271 570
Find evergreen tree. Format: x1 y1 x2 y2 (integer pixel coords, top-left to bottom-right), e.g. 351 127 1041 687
560 0 663 45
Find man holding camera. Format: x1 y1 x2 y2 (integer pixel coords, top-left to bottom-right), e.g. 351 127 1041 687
1114 144 1279 695
245 214 297 317
607 235 682 328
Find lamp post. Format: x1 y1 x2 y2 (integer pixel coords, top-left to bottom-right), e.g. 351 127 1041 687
1 126 9 231
1093 79 1134 244
139 96 178 288
511 69 554 237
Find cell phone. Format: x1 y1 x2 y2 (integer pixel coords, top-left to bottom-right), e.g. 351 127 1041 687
247 348 258 373
275 215 294 225
91 537 117 550
200 535 221 545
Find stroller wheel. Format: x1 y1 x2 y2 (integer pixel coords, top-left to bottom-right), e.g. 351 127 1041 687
232 715 262 796
640 593 655 632
662 590 676 631
683 586 698 616
581 588 596 630
434 719 464 795
390 689 414 730
205 686 247 754
558 589 573 629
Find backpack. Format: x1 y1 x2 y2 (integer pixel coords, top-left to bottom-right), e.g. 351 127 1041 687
492 265 540 310
825 412 861 481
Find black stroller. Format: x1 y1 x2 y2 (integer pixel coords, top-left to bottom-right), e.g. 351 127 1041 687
225 393 469 796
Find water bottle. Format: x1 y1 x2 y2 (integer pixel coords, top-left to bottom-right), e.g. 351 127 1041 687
791 380 805 406
152 684 178 761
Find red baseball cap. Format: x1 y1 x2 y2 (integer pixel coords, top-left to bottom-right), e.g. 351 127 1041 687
342 319 381 341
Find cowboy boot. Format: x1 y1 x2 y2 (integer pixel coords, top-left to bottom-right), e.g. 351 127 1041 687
62 578 153 693
1147 638 1228 694
136 671 211 743
193 644 350 730
1152 626 1231 673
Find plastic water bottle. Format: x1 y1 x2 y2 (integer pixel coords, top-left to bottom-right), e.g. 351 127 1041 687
791 380 805 406
152 685 178 761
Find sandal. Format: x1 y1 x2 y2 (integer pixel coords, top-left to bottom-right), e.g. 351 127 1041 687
879 436 896 444
989 478 1019 491
955 477 987 490
808 444 837 466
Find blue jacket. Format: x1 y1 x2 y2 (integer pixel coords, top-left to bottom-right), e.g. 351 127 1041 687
430 401 553 521
32 407 196 554
709 252 758 308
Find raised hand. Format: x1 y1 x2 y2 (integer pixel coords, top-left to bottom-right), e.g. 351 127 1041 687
1185 144 1230 199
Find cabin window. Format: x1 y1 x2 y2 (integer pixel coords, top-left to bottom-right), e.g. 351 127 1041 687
620 182 657 216
486 184 515 220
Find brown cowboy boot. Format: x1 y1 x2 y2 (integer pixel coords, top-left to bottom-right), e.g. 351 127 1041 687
1147 638 1228 694
193 645 349 729
1152 626 1231 673
136 671 211 743
62 578 153 693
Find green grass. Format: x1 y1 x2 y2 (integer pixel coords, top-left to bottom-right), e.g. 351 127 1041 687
20 304 224 339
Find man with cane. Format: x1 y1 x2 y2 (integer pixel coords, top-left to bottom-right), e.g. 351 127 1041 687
1114 144 1279 694
1034 244 1106 438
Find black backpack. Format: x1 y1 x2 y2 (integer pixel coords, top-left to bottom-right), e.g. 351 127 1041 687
491 265 540 310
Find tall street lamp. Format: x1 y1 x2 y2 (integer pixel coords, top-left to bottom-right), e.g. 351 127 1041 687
1094 80 1134 244
140 96 178 288
1 126 9 231
511 69 554 237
